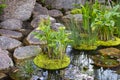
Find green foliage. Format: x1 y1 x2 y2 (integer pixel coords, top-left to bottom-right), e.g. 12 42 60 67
91 4 120 41
33 18 71 59
70 8 82 14
0 0 6 14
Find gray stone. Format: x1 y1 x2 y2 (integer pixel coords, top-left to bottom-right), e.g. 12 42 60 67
33 3 48 18
62 14 82 26
0 49 14 70
0 36 22 50
0 0 36 21
0 19 23 30
31 15 56 28
48 9 63 18
14 45 42 60
0 29 23 40
44 0 85 10
24 29 46 45
51 23 65 31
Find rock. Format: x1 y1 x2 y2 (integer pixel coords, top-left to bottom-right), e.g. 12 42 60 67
98 47 120 57
31 15 56 28
13 45 42 60
62 14 82 23
0 29 23 40
51 23 65 31
48 9 63 18
0 36 22 50
0 0 36 21
0 49 14 70
33 3 48 18
24 29 46 45
0 19 23 30
0 73 7 80
44 0 85 10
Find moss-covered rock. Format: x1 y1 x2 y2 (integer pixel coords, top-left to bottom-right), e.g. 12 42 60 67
33 53 70 70
96 37 120 46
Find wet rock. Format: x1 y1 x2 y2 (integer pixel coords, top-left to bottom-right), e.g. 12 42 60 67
14 45 42 60
0 0 36 21
33 3 48 18
24 29 46 45
51 23 65 31
44 0 85 10
0 29 23 40
0 19 23 30
31 15 56 28
48 9 63 18
0 36 22 50
0 49 14 70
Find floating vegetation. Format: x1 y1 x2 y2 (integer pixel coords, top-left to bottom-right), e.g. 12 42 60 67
96 37 120 46
91 55 120 68
33 53 70 70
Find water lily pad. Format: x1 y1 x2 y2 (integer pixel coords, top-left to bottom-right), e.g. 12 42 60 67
98 47 120 58
33 53 70 70
91 55 120 68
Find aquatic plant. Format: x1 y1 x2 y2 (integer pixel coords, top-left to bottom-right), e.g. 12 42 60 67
33 18 71 59
91 4 120 41
33 17 71 70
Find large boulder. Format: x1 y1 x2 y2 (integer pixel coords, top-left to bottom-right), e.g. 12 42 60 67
0 36 22 50
0 0 36 21
14 45 41 60
44 0 85 10
0 49 14 70
0 19 23 30
0 29 23 40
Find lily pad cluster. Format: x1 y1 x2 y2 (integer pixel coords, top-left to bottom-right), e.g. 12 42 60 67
92 48 120 68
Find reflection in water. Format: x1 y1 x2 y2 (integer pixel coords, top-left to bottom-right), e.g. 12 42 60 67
94 68 119 80
67 48 120 80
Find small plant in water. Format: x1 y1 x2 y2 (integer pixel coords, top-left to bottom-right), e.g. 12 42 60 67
33 17 71 70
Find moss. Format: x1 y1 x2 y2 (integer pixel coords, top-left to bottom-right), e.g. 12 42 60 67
74 44 98 50
33 53 70 70
96 37 120 46
92 55 120 68
70 8 82 14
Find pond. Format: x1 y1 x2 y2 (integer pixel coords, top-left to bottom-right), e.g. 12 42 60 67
9 46 120 80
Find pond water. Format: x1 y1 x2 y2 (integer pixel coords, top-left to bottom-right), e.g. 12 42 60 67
9 46 120 80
